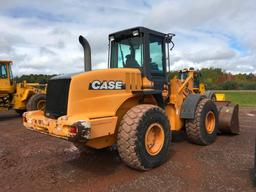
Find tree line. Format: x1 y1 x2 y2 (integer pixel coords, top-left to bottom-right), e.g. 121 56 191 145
14 68 256 90
14 74 57 84
169 67 256 90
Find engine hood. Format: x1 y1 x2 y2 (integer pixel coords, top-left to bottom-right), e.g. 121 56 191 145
67 68 142 119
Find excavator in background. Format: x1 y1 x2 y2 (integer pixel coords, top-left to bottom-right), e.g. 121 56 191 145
23 27 239 170
0 60 46 115
177 68 225 101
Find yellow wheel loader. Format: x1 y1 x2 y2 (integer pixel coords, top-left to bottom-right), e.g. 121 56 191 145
178 68 225 101
0 60 46 115
23 27 239 170
178 68 206 94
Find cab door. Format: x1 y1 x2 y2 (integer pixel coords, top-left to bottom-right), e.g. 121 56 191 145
144 34 167 91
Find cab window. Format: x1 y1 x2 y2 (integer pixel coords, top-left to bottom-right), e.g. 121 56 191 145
110 36 143 69
8 64 13 80
0 64 8 79
149 35 164 74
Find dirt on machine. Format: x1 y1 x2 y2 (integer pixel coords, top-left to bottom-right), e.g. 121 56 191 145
23 27 239 170
0 60 46 115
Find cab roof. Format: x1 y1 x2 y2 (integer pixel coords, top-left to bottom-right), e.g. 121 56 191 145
108 26 167 40
0 60 12 64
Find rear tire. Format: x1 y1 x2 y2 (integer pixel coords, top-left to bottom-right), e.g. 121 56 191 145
186 98 218 145
117 104 171 170
26 94 46 111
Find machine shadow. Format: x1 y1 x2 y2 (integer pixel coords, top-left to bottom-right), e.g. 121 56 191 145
67 141 178 175
172 130 187 143
249 168 256 187
0 112 20 121
67 148 122 175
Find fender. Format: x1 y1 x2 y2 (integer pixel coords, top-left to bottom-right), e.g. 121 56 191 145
21 89 33 101
180 94 206 119
204 90 215 100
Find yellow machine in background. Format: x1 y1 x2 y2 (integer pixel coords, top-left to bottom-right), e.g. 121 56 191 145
216 93 225 101
178 68 206 93
178 68 225 101
23 27 239 170
0 60 46 114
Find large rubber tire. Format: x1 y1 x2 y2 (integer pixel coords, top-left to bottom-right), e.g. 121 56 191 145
117 104 171 170
205 91 216 101
26 93 46 111
185 98 218 145
210 93 217 101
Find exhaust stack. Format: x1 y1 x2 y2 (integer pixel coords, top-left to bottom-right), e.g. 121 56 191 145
79 35 91 72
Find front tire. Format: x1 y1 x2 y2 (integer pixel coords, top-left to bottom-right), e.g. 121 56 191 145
205 91 217 101
185 98 218 145
117 104 171 170
26 94 46 111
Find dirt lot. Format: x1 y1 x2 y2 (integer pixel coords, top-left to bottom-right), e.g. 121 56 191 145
0 108 255 192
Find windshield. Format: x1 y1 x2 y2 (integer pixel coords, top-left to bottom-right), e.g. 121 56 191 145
110 36 143 69
8 64 13 80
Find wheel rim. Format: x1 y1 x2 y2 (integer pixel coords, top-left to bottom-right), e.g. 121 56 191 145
145 123 164 156
205 111 215 134
37 100 46 110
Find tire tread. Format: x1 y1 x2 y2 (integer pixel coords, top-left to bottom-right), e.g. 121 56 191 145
117 104 169 170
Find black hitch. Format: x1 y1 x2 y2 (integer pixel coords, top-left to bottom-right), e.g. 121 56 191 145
68 121 91 142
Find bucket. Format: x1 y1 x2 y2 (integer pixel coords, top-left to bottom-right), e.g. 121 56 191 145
215 101 240 134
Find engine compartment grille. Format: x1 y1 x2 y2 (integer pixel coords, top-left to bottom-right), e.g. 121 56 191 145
45 78 71 119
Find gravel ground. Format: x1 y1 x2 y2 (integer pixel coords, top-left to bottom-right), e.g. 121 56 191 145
0 108 255 192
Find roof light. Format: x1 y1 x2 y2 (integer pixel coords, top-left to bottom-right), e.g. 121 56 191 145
109 35 115 41
132 30 139 36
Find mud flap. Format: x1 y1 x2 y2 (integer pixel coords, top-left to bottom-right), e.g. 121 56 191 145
215 101 240 134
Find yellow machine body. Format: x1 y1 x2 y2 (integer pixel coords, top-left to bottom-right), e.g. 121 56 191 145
23 27 237 152
178 68 225 101
0 60 46 112
178 68 206 94
24 68 195 149
11 82 46 110
215 93 225 101
0 61 15 95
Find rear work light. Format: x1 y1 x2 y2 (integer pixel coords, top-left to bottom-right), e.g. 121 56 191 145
68 121 91 141
69 126 78 135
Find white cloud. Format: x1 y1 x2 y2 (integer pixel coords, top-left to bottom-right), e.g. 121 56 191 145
0 0 255 76
143 0 256 73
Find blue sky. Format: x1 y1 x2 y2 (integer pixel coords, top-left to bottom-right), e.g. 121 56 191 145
0 0 255 75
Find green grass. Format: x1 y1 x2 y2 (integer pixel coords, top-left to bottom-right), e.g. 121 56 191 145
218 91 256 107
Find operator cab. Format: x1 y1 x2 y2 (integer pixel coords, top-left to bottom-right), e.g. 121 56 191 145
109 27 175 90
0 61 14 94
0 61 12 79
